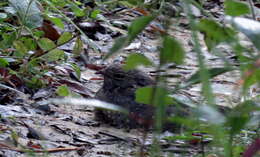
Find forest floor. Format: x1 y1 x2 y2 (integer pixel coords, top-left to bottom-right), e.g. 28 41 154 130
0 1 259 157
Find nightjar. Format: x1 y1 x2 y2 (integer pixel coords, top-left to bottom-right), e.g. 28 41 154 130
94 65 231 131
95 64 155 129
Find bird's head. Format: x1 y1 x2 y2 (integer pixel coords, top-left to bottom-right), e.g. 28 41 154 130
98 64 154 90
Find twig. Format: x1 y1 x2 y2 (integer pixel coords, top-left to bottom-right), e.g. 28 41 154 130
0 143 84 153
98 131 128 142
0 83 28 98
29 34 78 60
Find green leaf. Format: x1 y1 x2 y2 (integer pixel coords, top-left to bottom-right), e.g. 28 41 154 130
33 30 44 39
226 17 260 51
49 0 67 7
105 36 128 60
123 53 153 70
164 134 197 141
105 16 155 60
13 40 28 57
26 77 44 89
70 63 81 80
128 15 155 42
73 37 83 55
118 1 138 7
20 37 37 50
224 0 250 16
119 0 139 6
197 19 236 51
184 67 232 87
242 68 259 92
48 16 64 29
90 9 100 19
69 2 85 17
8 0 43 28
56 85 70 96
225 100 259 135
136 86 174 130
41 49 64 62
57 32 73 45
27 58 40 74
4 6 16 15
135 87 173 106
0 13 7 19
38 38 56 51
135 87 153 105
160 35 185 65
168 116 197 128
204 35 217 52
197 105 225 124
0 58 9 67
0 32 16 49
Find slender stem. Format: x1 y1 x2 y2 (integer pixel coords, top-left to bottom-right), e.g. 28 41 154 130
35 34 78 59
146 1 167 156
248 0 256 20
189 0 214 18
228 134 233 157
183 0 215 106
149 66 164 157
201 135 205 157
0 83 27 98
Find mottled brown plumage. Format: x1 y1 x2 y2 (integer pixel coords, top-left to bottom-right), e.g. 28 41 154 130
94 65 231 131
95 64 155 129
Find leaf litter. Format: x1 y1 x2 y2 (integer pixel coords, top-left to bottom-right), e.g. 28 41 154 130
0 1 259 156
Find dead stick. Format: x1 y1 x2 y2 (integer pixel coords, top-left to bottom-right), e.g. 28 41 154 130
0 143 84 153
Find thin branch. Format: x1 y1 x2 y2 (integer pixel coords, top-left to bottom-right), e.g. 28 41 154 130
0 143 84 153
0 83 28 98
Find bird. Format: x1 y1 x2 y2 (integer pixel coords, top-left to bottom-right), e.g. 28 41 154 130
94 64 231 131
94 64 196 131
94 64 155 129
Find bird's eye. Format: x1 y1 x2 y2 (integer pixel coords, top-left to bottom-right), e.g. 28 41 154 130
114 73 125 79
